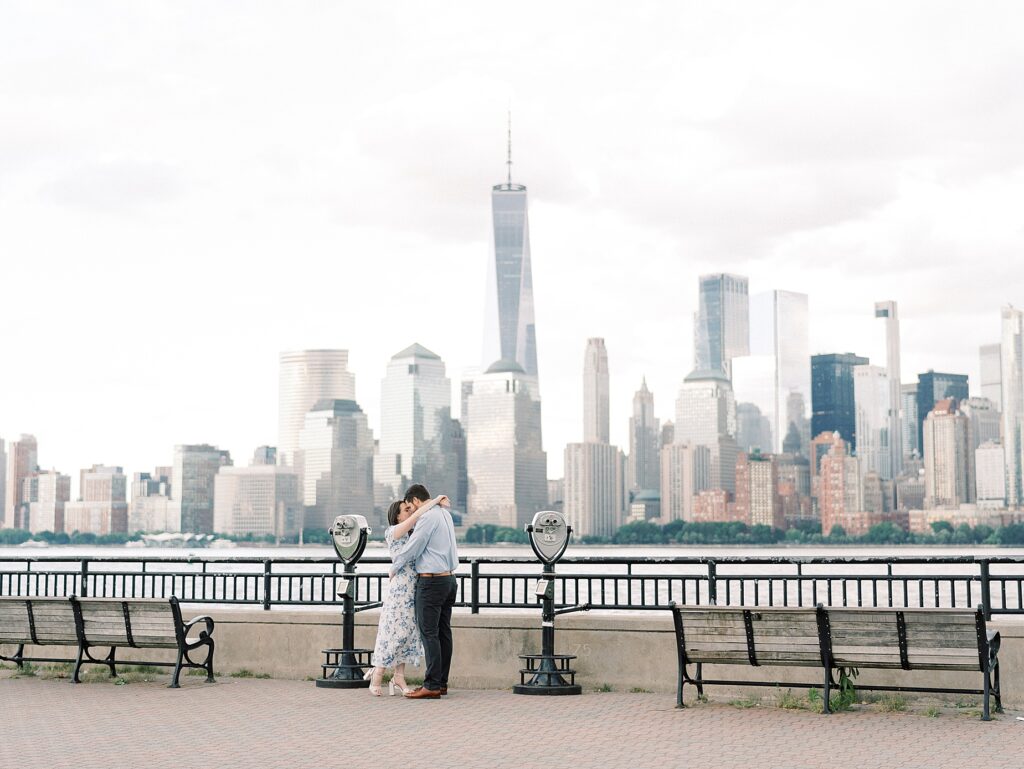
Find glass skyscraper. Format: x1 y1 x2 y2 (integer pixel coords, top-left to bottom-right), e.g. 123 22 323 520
277 350 357 501
172 444 233 533
483 173 538 380
874 301 904 477
1002 307 1023 508
299 399 374 531
732 287 810 455
376 343 459 509
980 343 1002 407
900 383 919 460
465 360 547 529
854 365 892 480
694 273 749 377
811 353 869 450
675 370 738 494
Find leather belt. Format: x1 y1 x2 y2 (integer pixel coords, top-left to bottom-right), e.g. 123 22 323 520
418 571 452 577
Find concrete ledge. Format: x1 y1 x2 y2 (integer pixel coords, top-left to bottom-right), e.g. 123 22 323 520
4 609 1021 706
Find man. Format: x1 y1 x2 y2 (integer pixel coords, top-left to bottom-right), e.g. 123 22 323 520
389 483 459 699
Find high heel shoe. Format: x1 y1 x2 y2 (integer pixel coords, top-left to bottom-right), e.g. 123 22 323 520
389 677 411 696
365 668 383 696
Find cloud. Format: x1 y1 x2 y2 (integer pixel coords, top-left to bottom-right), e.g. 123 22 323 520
41 159 183 213
2 1 1024 481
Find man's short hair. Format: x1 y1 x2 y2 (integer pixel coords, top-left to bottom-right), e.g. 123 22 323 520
404 484 430 503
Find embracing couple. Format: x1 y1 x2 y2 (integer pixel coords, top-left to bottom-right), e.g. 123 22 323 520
365 483 459 699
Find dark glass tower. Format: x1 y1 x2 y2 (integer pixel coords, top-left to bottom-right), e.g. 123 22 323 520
694 273 749 377
916 371 969 451
811 353 869 450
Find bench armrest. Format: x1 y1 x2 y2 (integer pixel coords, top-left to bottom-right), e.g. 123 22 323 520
987 630 1001 660
183 615 215 639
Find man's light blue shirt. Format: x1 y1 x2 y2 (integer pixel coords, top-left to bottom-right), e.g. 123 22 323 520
389 505 459 577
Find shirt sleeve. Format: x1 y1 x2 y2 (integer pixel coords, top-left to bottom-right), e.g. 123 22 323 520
390 509 440 573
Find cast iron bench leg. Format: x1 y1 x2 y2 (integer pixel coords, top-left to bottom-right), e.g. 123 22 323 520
170 647 184 689
72 644 84 684
203 637 215 683
822 667 831 715
994 661 1002 713
983 667 991 721
106 646 117 678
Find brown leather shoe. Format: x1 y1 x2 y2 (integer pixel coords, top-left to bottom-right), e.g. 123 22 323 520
440 687 448 695
404 686 442 700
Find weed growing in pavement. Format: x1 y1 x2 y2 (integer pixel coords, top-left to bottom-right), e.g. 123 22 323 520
775 689 803 710
877 695 907 712
728 696 760 708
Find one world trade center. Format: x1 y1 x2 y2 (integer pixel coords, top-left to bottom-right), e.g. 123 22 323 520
482 119 539 381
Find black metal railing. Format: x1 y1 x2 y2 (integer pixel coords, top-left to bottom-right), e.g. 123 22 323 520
1 555 1022 619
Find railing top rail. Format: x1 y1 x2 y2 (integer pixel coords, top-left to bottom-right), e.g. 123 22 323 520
1 554 1023 566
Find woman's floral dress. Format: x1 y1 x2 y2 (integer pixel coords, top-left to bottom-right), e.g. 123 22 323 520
371 526 422 668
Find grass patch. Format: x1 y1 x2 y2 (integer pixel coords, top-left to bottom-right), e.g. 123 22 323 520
229 669 270 679
11 663 37 678
954 698 979 709
629 687 651 694
38 663 73 680
403 675 424 687
728 696 760 709
775 689 804 710
594 683 614 693
924 706 942 718
830 693 855 712
877 695 907 713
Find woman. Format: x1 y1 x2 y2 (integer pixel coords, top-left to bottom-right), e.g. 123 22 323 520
365 495 447 696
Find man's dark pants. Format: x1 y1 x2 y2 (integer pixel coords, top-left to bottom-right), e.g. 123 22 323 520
415 575 458 691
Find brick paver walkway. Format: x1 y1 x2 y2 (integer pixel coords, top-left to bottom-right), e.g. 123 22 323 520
2 676 1022 769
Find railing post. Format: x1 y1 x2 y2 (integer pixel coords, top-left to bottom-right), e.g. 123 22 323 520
470 560 480 614
979 560 991 620
262 560 272 611
707 561 717 606
80 560 89 598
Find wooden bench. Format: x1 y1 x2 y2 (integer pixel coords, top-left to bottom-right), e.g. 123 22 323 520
0 596 215 688
671 604 1003 720
0 597 80 666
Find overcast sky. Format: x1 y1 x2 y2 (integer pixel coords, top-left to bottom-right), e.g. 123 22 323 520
2 1 1023 489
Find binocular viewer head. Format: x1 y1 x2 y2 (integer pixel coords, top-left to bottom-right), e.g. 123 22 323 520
525 510 572 565
329 514 371 565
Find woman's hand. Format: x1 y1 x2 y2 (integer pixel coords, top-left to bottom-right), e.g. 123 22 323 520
437 495 451 509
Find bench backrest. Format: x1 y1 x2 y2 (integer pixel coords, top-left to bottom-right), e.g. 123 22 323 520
826 607 985 672
74 598 180 649
673 607 824 667
0 597 79 646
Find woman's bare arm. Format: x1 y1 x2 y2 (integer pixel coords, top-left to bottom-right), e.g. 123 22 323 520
390 497 441 540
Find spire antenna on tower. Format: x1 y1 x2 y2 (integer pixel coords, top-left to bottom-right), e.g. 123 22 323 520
506 110 512 187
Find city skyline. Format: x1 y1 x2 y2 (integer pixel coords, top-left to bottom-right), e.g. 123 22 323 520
3 3 1024 484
